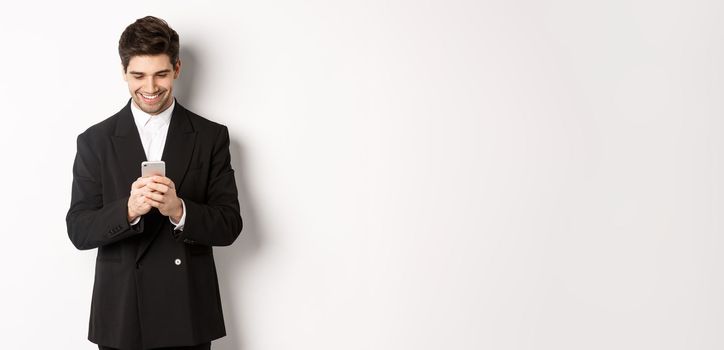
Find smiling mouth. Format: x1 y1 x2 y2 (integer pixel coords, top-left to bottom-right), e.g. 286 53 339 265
138 91 163 103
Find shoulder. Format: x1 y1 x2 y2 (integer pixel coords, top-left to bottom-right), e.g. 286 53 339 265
180 105 228 133
76 104 128 144
176 104 229 148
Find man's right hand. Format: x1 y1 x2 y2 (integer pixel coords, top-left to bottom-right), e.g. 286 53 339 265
128 177 154 222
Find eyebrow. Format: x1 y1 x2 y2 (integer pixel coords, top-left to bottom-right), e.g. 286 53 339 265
129 69 172 75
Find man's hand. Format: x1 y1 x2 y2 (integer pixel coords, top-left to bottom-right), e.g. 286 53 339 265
142 176 184 222
128 177 154 222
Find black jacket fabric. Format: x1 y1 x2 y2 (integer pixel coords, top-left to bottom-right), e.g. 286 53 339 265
66 99 243 349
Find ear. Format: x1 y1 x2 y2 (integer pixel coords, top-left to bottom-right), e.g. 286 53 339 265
174 59 182 79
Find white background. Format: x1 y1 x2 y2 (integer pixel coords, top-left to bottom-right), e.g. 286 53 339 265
1 1 723 349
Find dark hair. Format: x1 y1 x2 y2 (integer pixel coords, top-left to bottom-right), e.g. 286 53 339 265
118 16 179 72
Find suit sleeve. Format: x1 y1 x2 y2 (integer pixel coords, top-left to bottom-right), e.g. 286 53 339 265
66 132 144 250
173 126 243 246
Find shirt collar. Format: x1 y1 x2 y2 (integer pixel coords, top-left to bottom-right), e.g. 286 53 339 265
131 97 176 130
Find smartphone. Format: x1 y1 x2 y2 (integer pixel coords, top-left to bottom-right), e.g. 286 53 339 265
141 161 166 178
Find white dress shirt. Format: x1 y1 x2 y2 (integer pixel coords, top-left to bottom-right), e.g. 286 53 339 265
128 98 186 231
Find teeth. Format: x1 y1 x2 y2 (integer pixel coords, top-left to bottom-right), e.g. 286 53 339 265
141 93 159 99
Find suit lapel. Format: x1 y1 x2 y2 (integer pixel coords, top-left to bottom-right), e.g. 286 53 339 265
161 101 197 193
111 99 147 189
110 98 198 264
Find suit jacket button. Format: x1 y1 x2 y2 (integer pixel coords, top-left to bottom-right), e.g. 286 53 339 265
175 259 182 266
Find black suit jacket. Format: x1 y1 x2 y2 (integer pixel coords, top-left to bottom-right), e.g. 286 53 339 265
66 99 243 349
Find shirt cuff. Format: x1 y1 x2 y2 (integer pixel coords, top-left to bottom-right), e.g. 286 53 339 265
170 198 186 231
129 216 141 226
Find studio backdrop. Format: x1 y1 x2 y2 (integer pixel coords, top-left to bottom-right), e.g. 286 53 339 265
1 1 723 349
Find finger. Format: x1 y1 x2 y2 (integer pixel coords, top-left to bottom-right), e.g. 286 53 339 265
144 197 162 207
133 179 154 191
153 176 174 188
141 177 156 186
131 189 148 199
140 189 160 196
141 187 159 196
133 196 146 207
132 178 147 189
146 182 170 194
143 191 165 203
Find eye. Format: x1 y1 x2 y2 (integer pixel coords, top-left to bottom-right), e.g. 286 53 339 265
157 74 168 78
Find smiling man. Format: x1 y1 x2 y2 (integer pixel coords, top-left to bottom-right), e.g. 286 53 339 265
127 54 177 115
66 16 242 350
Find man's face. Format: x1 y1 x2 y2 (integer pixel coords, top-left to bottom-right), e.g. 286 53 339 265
123 54 181 115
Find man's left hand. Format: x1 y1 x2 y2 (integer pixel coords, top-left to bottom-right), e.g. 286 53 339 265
142 176 183 222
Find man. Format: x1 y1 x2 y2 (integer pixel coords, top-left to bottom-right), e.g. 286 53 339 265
66 16 242 350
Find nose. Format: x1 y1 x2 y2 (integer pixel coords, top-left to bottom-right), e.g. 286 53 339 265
144 76 157 92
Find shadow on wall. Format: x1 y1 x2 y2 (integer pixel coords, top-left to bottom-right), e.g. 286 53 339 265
178 45 263 350
216 139 261 350
175 47 199 108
